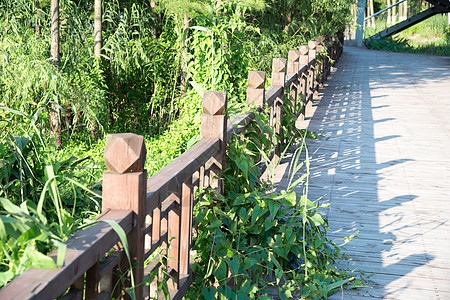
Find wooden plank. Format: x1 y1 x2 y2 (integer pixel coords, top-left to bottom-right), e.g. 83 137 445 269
85 261 100 300
179 181 192 276
0 210 133 300
285 72 298 87
266 86 284 107
273 46 450 299
168 204 180 276
171 275 194 300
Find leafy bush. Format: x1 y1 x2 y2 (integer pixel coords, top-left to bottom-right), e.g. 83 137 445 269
188 107 358 299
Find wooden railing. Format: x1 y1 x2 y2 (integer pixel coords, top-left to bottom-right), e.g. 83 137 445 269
0 34 343 299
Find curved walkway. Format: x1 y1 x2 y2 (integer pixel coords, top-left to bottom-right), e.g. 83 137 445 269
276 47 450 299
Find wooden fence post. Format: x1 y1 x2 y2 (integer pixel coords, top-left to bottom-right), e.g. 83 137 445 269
271 58 286 163
201 91 228 194
102 133 147 300
247 71 266 107
271 58 286 87
288 50 301 115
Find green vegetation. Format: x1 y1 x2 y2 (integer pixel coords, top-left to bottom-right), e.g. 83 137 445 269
187 103 361 299
0 0 355 295
365 10 450 56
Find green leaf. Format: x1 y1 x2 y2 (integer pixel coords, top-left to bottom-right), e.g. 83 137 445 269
251 205 268 225
0 217 6 240
243 257 256 269
327 278 354 294
23 246 57 269
44 166 61 216
187 134 200 149
275 268 284 285
268 202 280 220
0 216 29 239
288 174 307 190
237 156 249 176
101 220 135 299
219 286 236 299
284 191 297 206
299 195 314 208
202 287 216 299
215 259 227 282
226 257 239 275
190 26 210 33
0 197 22 214
52 240 67 266
209 220 222 229
239 207 250 223
0 106 28 119
226 248 234 258
189 80 204 98
309 213 325 226
264 218 276 231
0 270 15 286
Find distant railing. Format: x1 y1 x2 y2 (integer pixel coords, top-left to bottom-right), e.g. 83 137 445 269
0 33 343 300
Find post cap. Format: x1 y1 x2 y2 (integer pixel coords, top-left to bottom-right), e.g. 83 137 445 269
272 58 286 73
203 91 227 115
300 45 309 55
104 133 146 174
247 71 266 89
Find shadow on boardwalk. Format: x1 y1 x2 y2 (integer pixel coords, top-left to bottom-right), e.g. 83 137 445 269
274 46 450 299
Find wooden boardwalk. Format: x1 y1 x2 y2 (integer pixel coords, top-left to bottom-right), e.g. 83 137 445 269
274 46 450 299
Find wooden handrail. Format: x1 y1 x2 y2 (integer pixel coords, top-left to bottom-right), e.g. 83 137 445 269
0 209 133 299
0 33 344 299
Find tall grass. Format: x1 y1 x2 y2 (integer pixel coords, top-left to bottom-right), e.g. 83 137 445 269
365 7 449 56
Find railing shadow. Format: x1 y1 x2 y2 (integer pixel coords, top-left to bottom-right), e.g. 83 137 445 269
273 46 450 298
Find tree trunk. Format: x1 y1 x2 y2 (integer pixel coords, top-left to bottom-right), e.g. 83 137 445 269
387 0 391 25
94 0 102 58
50 0 61 147
284 12 292 32
392 1 397 24
35 1 42 35
400 0 408 21
368 0 375 28
180 12 189 95
91 0 102 139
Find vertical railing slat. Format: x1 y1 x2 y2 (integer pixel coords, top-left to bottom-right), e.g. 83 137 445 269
179 180 193 278
85 261 100 299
